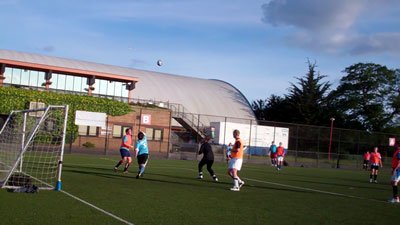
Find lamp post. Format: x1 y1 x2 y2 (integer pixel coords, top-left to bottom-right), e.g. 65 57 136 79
328 117 335 161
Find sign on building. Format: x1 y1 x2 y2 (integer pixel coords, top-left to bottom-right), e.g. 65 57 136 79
75 110 107 128
141 114 152 125
389 138 396 146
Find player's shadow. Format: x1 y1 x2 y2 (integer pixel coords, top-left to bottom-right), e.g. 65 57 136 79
63 165 231 189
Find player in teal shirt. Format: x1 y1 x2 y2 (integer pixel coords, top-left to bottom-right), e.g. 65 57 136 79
135 132 149 179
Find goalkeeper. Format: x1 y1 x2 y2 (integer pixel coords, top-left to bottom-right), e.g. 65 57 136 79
197 136 218 181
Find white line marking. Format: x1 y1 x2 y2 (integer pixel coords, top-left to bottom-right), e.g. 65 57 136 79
60 190 134 225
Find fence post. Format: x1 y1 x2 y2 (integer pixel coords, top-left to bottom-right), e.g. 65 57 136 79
336 129 341 168
316 127 320 167
69 103 75 154
104 104 109 155
295 125 299 166
248 120 252 160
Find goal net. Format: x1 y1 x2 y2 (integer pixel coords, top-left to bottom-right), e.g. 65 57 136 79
0 105 68 190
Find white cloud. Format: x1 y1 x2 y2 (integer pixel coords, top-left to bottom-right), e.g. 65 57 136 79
261 0 400 56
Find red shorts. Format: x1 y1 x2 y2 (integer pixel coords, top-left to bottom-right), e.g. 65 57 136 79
270 153 277 159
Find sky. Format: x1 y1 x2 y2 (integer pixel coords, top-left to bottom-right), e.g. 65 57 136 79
0 0 399 102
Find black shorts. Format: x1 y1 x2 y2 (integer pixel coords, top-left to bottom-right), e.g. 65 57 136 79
370 165 379 170
137 154 149 165
363 160 369 164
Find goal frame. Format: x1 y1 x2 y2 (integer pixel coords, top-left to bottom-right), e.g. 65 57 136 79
0 105 69 191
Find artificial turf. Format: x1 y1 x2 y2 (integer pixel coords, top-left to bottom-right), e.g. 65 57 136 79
0 154 398 225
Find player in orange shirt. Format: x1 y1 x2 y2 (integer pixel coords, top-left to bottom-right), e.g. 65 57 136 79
228 129 245 191
276 142 285 171
369 147 383 183
388 146 400 203
363 151 370 170
114 128 134 173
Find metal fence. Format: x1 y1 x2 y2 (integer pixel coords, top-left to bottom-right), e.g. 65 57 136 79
1 91 398 169
169 113 399 169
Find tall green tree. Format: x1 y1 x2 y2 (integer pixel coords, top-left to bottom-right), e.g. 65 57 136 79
286 61 331 125
333 63 399 131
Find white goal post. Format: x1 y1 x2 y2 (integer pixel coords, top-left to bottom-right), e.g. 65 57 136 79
0 105 69 191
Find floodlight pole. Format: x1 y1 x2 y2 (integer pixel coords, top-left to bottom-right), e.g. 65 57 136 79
328 118 335 161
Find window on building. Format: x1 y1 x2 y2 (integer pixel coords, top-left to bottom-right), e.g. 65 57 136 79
144 128 163 141
73 76 82 92
99 79 108 95
29 71 39 87
114 81 122 97
50 73 58 89
154 129 163 141
20 70 29 86
3 67 12 84
78 125 98 136
107 81 115 96
65 75 74 91
57 74 66 90
145 128 153 140
38 71 46 88
11 68 21 85
112 125 132 138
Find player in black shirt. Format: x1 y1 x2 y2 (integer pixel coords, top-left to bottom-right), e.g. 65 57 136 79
197 136 218 181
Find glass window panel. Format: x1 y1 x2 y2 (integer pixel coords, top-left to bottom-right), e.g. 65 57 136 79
88 126 97 136
113 125 122 138
154 129 162 141
65 75 74 91
20 70 29 86
3 67 12 84
73 76 82 92
107 81 115 96
50 73 58 89
145 128 154 140
81 77 88 93
57 74 66 90
92 79 99 94
11 68 21 84
78 125 87 136
99 79 108 95
122 83 129 98
114 82 122 97
29 71 39 87
38 72 46 88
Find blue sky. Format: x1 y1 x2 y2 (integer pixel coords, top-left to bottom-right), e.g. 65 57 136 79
1 0 399 102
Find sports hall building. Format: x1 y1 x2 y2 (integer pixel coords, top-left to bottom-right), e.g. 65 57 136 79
0 49 255 154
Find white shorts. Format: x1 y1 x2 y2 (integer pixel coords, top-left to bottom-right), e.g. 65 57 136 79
229 158 243 171
392 168 400 183
277 156 284 162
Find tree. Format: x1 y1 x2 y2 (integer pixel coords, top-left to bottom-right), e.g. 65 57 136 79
251 99 267 120
333 63 399 132
286 61 331 125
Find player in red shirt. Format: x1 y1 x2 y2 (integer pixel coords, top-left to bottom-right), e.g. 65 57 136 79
369 147 383 183
363 151 370 170
388 147 400 203
276 142 285 171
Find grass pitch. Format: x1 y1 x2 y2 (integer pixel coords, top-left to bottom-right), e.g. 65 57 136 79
0 154 398 225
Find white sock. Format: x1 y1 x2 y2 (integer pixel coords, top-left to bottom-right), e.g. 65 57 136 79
234 178 239 187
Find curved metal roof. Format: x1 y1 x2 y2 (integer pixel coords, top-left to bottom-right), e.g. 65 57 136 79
0 49 255 120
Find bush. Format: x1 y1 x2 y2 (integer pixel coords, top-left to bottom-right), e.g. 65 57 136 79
82 142 95 148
